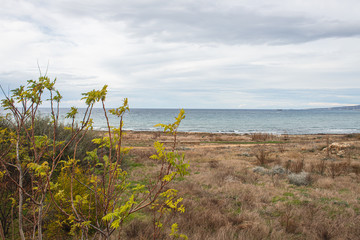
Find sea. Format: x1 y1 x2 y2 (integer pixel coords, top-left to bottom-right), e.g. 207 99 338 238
35 108 360 135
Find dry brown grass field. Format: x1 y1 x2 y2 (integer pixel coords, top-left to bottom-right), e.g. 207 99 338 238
120 131 360 240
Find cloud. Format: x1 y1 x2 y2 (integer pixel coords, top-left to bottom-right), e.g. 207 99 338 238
1 0 360 109
30 0 360 45
6 0 359 46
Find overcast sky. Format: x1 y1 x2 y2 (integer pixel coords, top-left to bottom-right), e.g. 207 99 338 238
1 0 360 109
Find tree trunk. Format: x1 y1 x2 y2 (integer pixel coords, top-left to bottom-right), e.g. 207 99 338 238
18 168 25 240
0 220 5 240
11 205 14 240
37 202 43 240
16 141 26 240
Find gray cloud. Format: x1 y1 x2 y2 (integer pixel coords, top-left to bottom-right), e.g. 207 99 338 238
30 0 360 45
123 9 360 44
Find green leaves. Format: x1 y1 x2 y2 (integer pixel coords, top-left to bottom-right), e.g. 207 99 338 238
150 141 189 179
0 78 191 239
152 189 187 239
149 109 189 238
34 135 49 148
0 127 15 145
81 85 108 105
154 108 185 135
109 98 129 117
102 195 137 229
1 76 60 113
170 223 188 239
0 170 5 180
74 194 89 208
150 141 166 161
1 97 15 110
27 161 49 178
159 189 185 213
11 85 27 102
162 172 177 182
66 107 78 119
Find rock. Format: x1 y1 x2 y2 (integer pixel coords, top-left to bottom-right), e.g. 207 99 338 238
337 150 346 157
324 142 351 155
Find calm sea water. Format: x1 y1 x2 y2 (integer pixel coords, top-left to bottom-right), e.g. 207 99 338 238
36 108 360 135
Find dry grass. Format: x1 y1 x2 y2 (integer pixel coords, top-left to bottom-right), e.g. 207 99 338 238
119 131 360 240
250 132 276 142
252 145 272 166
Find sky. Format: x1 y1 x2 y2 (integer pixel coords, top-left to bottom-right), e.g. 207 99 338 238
1 0 360 109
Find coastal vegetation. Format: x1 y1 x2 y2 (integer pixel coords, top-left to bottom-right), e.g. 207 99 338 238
123 131 360 239
1 77 360 239
0 77 189 240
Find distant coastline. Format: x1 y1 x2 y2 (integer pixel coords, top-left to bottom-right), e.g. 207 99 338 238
310 105 360 111
2 106 360 134
2 104 360 111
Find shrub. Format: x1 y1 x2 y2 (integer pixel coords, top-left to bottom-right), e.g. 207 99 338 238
253 166 268 175
288 172 312 186
288 159 304 173
310 159 327 175
253 165 286 176
271 165 287 175
253 145 272 166
351 163 360 175
328 161 347 179
209 160 220 169
32 115 98 161
0 77 189 240
250 132 274 142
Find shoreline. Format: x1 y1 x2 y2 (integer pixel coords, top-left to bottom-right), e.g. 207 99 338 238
121 130 358 137
119 130 359 150
92 126 360 135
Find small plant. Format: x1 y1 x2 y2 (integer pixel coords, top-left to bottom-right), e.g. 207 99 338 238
253 166 269 175
310 158 327 175
277 142 286 153
288 172 312 186
288 159 304 173
284 160 292 173
253 145 272 166
328 161 347 179
282 132 290 141
272 165 286 175
252 165 286 176
351 163 360 175
209 160 219 169
250 132 274 142
280 205 297 234
326 136 331 158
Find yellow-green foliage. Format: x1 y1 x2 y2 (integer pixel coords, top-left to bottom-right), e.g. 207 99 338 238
155 109 185 135
151 142 189 180
109 98 129 117
0 76 189 240
170 223 188 240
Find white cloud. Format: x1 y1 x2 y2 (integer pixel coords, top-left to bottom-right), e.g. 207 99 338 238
0 0 360 108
